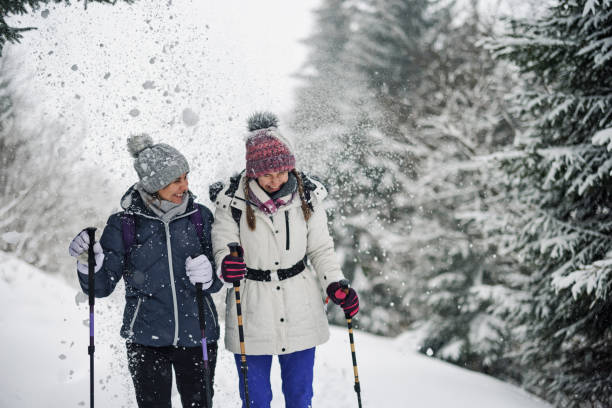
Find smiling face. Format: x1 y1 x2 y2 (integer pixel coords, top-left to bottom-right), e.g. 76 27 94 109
256 170 289 194
157 173 188 204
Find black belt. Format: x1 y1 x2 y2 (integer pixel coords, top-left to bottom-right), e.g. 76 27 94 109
246 256 308 282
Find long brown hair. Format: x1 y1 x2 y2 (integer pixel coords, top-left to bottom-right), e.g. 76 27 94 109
244 169 312 231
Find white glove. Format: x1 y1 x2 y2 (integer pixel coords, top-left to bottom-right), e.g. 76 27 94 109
185 254 214 290
69 230 92 257
70 230 104 275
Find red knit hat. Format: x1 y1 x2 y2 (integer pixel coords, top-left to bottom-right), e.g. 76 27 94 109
245 112 296 178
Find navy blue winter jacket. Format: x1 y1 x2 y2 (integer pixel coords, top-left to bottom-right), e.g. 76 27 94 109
78 186 223 347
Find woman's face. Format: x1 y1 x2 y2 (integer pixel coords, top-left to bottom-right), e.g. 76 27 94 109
257 171 289 194
158 173 188 204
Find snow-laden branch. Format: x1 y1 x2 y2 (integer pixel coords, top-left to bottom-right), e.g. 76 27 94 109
552 257 612 301
592 127 612 151
536 209 612 240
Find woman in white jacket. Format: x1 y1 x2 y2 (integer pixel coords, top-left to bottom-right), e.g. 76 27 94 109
210 112 359 408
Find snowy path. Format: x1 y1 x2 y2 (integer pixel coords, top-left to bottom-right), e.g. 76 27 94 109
0 252 551 408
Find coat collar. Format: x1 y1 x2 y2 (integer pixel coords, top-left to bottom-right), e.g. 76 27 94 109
120 184 198 219
214 171 328 213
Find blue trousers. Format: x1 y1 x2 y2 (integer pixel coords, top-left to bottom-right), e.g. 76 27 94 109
233 347 315 408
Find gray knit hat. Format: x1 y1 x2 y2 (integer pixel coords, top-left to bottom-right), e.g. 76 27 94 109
127 134 190 193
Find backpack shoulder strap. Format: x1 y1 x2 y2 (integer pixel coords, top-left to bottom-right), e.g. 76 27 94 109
300 172 328 211
190 206 206 252
210 173 243 229
226 172 242 197
120 212 136 253
120 212 136 275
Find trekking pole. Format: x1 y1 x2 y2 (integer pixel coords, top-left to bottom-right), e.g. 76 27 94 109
192 252 214 408
333 279 363 408
228 242 250 408
86 227 97 408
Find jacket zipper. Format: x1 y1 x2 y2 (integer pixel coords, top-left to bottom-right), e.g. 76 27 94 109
129 297 143 336
164 221 180 346
285 211 290 250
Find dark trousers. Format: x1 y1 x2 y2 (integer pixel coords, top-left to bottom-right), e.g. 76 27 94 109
126 341 218 408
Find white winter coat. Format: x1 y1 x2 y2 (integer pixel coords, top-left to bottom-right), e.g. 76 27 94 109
211 173 345 355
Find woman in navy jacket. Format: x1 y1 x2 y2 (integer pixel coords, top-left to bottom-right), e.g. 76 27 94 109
69 134 222 408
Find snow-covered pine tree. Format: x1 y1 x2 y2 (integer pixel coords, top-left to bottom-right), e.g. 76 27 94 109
488 0 612 404
291 0 351 142
343 0 432 136
405 1 526 380
292 0 436 334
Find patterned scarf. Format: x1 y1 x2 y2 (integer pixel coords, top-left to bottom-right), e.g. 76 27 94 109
247 173 297 215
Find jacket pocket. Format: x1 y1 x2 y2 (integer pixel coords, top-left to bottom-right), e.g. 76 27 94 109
205 296 218 329
125 270 167 296
129 297 143 336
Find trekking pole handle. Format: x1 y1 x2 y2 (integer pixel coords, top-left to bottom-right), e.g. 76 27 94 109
228 242 241 256
339 279 350 292
227 242 242 287
189 254 207 333
86 227 97 242
339 279 352 319
86 227 97 306
190 252 208 331
324 279 351 313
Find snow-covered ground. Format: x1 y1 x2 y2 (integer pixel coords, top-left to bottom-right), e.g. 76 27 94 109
0 252 551 408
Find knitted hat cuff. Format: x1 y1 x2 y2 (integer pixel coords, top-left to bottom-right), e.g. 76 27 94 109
139 160 189 193
246 156 296 178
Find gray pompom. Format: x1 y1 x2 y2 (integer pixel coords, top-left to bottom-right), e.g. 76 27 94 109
247 111 279 131
127 133 154 158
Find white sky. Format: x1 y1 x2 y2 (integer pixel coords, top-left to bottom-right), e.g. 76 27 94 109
6 0 321 199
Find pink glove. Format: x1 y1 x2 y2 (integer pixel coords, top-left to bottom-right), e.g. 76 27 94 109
326 281 359 317
221 246 246 283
